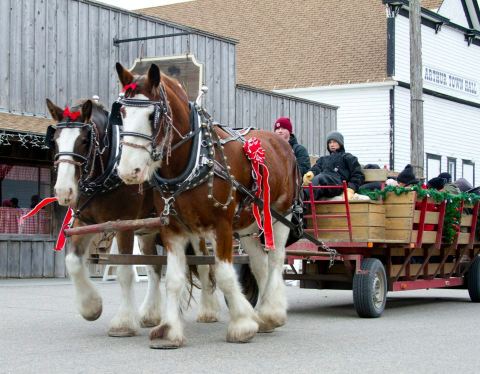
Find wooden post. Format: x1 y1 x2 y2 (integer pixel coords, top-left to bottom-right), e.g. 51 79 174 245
410 0 424 180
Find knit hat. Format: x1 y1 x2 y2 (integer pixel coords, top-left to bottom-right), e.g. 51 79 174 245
326 131 344 148
454 178 473 192
364 164 380 169
397 164 419 185
427 176 447 190
274 117 293 134
438 172 452 183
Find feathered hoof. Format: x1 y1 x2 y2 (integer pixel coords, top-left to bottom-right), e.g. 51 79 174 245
226 317 258 343
257 311 286 333
140 316 161 328
149 339 183 349
80 304 102 321
196 312 219 323
108 327 137 337
149 323 185 349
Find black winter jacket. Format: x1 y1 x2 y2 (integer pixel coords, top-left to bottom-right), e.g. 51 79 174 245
309 148 364 191
289 135 311 176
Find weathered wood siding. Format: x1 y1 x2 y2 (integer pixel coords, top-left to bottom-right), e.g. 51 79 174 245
235 85 337 156
0 0 237 125
0 237 65 278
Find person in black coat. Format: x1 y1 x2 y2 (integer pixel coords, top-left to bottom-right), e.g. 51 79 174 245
273 117 311 176
303 131 364 199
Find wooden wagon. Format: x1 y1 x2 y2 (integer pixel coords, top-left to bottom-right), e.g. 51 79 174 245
285 169 480 317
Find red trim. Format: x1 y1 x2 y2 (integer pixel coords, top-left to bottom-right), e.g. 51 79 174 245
392 277 464 291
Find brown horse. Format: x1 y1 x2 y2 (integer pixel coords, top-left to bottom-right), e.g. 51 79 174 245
46 98 161 336
46 98 221 336
114 63 298 348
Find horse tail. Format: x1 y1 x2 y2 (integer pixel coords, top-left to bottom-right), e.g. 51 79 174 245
184 238 216 309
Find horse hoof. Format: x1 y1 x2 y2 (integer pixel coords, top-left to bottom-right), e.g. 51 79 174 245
82 305 102 321
196 313 218 323
108 327 136 337
140 317 161 328
149 339 183 349
149 323 185 348
226 318 258 343
258 313 286 332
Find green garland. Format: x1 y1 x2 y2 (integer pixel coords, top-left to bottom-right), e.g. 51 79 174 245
359 185 480 243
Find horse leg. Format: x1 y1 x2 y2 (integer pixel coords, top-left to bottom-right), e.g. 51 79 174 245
149 233 188 349
137 233 162 327
256 214 291 332
108 231 140 337
238 224 268 307
190 237 220 323
65 232 103 321
213 224 259 343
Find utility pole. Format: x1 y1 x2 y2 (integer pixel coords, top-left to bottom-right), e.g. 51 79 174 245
410 0 424 180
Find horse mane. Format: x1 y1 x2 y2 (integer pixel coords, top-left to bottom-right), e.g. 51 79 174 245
160 73 189 103
71 98 106 112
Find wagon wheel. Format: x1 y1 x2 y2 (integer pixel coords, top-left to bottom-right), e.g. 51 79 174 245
467 256 480 302
232 263 259 307
353 258 387 318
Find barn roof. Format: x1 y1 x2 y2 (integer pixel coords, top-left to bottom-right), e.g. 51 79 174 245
0 112 51 135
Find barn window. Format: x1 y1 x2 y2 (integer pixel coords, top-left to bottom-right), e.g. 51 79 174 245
0 164 52 235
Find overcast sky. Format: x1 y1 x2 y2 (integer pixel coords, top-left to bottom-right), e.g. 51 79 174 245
94 0 193 10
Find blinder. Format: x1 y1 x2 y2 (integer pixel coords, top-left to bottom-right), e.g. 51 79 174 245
45 125 56 148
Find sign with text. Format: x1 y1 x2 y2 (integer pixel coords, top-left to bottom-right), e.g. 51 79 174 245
423 66 478 96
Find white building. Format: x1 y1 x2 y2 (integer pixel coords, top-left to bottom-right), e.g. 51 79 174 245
278 0 480 184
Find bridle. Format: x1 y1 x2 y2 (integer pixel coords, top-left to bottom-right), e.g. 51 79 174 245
46 118 105 182
115 82 195 164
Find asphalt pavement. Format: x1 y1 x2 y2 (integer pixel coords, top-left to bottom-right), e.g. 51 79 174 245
1 278 480 374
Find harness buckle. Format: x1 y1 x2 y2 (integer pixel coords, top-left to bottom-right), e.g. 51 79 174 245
160 196 176 225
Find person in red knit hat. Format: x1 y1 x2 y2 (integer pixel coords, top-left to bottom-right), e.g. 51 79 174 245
273 117 310 175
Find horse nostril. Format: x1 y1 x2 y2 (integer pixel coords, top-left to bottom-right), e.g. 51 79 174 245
69 188 73 195
134 168 141 175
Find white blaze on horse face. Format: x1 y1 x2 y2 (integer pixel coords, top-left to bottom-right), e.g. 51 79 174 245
54 128 80 206
117 94 155 185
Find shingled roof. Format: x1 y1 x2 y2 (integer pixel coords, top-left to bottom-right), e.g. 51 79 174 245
139 0 444 91
0 112 51 134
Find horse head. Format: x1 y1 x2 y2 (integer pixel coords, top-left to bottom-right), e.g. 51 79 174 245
45 98 108 206
115 62 189 184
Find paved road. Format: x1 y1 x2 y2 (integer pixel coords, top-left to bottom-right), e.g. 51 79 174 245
1 278 479 374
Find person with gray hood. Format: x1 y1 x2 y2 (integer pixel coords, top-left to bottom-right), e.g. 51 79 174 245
303 131 364 199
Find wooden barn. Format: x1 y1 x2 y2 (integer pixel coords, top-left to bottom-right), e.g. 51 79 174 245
0 0 337 278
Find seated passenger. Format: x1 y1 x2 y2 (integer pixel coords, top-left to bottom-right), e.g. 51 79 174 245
396 164 420 187
302 131 364 200
454 178 473 193
273 117 310 176
427 172 460 194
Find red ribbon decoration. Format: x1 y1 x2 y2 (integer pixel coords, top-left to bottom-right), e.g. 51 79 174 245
243 138 275 250
63 106 81 121
20 197 74 251
122 82 138 93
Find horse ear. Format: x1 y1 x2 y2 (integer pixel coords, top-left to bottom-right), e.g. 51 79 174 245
147 63 161 88
82 100 93 122
116 62 133 87
46 98 63 121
